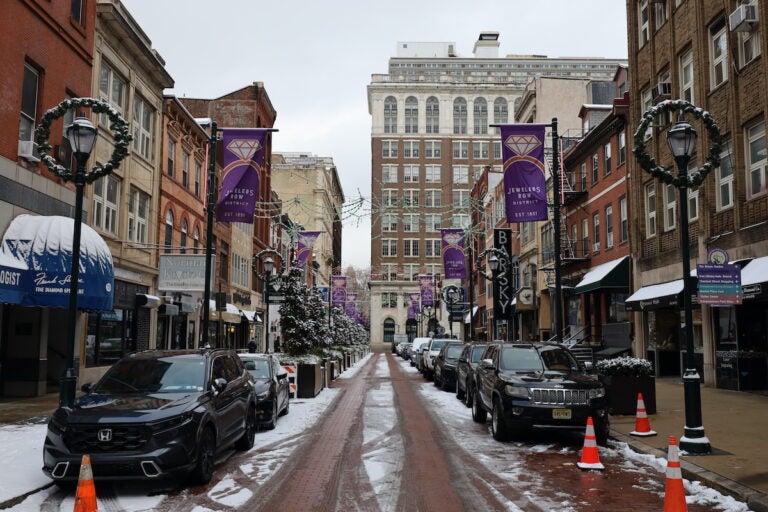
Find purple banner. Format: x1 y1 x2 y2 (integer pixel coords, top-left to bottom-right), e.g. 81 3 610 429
296 231 321 267
441 228 466 279
345 292 358 317
407 292 421 320
330 275 347 308
419 275 434 308
216 128 269 223
500 124 548 222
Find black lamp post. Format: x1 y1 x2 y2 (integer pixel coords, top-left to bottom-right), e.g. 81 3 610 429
666 118 711 455
61 115 98 408
262 256 274 352
445 287 460 338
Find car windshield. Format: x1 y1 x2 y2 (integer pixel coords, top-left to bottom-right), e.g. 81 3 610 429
470 346 487 363
94 357 206 394
242 358 271 379
499 347 545 372
539 348 580 372
430 340 449 351
445 346 463 359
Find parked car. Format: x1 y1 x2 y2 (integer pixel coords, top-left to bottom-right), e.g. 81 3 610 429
392 333 409 353
238 353 290 429
396 341 411 359
471 343 609 445
433 341 465 391
43 348 257 485
410 337 432 368
456 342 490 406
421 338 452 380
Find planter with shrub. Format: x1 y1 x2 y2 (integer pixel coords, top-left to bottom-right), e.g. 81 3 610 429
595 356 656 415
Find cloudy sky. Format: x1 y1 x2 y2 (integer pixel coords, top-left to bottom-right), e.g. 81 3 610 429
121 0 629 270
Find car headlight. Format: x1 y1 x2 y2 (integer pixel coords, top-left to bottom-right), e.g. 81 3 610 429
590 387 606 399
256 391 270 401
48 415 67 435
149 411 194 432
504 384 530 398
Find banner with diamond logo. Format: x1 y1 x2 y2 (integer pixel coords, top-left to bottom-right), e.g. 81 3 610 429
440 228 466 279
500 124 548 222
295 231 322 268
216 128 269 223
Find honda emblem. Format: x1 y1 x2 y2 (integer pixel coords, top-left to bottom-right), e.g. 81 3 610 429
97 429 113 442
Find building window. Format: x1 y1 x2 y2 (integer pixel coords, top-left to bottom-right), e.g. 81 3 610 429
618 130 626 165
605 205 614 248
717 141 733 210
664 183 676 231
748 121 767 198
127 187 149 243
404 239 420 257
644 183 657 238
382 140 398 158
98 62 126 126
403 140 419 158
453 97 467 134
425 239 441 257
233 253 249 288
452 165 469 184
452 215 469 228
688 187 699 222
425 165 441 182
452 189 469 206
473 97 488 134
382 164 397 183
493 141 502 159
425 140 442 158
493 98 508 131
680 49 694 104
381 264 397 281
591 153 599 183
425 214 441 232
579 163 587 191
403 214 419 232
19 64 39 143
193 228 200 253
592 213 600 252
403 264 419 280
473 141 489 159
425 264 441 277
381 292 397 308
403 164 419 183
404 96 418 133
164 210 174 253
180 219 188 254
182 151 190 188
738 28 761 68
615 197 627 245
93 175 119 235
603 142 612 175
426 96 439 134
382 239 397 257
381 189 397 208
654 0 668 30
452 140 469 159
384 96 397 134
638 0 649 47
71 0 84 23
641 87 653 140
195 161 202 197
167 139 175 177
403 189 420 207
710 19 728 89
381 213 397 232
132 96 154 160
425 189 442 207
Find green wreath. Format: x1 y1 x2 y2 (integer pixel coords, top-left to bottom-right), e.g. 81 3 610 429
34 97 131 183
476 247 510 282
633 99 722 188
253 249 286 283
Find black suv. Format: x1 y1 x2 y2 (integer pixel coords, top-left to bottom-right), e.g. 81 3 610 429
433 342 465 391
455 343 489 406
238 353 290 429
43 349 257 485
471 343 609 444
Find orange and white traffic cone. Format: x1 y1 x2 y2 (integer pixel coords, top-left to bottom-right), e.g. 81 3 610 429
630 392 657 437
73 454 97 512
577 416 605 470
663 436 688 512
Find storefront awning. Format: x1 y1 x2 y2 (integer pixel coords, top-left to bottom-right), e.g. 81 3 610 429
741 256 768 287
0 215 114 311
464 306 479 324
240 310 264 323
625 279 688 311
574 256 629 294
207 299 245 323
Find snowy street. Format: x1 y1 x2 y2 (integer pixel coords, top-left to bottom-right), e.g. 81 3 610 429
0 352 751 511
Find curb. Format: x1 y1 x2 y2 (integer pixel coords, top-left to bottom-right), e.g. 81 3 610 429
611 431 768 512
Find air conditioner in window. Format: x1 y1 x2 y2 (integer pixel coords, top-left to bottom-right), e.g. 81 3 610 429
652 82 672 101
729 3 758 32
593 242 600 253
18 140 40 162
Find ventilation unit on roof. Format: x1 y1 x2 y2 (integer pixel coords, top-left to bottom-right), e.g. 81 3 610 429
729 3 758 32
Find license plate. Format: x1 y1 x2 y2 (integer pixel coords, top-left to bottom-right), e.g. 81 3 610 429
552 409 572 420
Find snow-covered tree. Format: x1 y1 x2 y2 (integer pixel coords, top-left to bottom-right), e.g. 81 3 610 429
279 267 328 356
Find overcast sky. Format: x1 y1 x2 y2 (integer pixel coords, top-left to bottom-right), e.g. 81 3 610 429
121 0 629 270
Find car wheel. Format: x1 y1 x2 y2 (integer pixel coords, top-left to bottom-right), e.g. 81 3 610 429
442 376 452 392
594 415 610 447
464 381 473 408
191 427 216 485
455 377 465 400
491 398 510 441
235 405 256 451
471 388 487 423
264 400 278 430
279 396 290 416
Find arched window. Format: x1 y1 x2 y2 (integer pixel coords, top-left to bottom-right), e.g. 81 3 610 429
426 96 439 134
193 227 200 254
453 98 467 134
180 219 188 254
164 210 174 254
494 98 508 133
473 97 488 134
383 318 396 343
384 96 397 134
404 96 418 133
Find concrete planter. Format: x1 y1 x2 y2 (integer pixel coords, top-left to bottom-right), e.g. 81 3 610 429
600 375 656 415
296 363 323 398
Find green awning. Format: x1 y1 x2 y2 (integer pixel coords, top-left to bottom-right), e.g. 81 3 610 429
574 256 629 294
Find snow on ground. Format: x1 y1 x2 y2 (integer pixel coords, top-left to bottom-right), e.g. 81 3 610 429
0 423 51 504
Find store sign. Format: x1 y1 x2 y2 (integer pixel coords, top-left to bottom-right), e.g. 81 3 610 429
493 229 514 319
696 263 742 306
158 255 214 291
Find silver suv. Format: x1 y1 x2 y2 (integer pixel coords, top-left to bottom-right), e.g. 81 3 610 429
421 338 452 380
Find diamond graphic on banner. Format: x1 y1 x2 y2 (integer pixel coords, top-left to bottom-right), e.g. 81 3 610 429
443 232 462 245
505 134 541 156
227 139 262 160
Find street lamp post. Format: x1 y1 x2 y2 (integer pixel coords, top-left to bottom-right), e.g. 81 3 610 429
477 248 509 342
667 119 711 454
262 257 274 352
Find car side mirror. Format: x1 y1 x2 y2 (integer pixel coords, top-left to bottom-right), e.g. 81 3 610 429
277 373 287 380
482 358 494 369
80 382 94 393
583 361 593 372
212 377 228 394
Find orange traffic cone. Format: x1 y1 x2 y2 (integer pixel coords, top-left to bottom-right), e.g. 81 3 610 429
663 436 688 512
73 454 97 512
577 416 605 470
630 393 657 437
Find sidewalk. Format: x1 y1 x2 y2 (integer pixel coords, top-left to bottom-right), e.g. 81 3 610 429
610 377 768 512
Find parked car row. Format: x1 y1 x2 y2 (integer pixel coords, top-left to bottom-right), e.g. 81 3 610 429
400 339 610 446
43 347 291 487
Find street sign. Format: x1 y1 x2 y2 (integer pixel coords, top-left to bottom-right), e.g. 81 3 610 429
443 285 466 312
696 263 742 305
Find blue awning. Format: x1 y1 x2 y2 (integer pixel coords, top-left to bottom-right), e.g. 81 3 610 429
0 215 114 311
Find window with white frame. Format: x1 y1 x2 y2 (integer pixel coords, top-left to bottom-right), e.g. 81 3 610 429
425 165 441 182
381 292 398 308
452 215 469 228
580 162 587 190
603 142 612 175
381 213 397 232
404 239 420 257
381 164 398 183
381 264 398 281
403 189 420 207
493 141 502 159
132 96 154 160
382 140 398 158
473 141 489 159
426 96 439 134
453 97 468 134
710 19 728 89
452 165 469 184
680 49 694 103
592 213 600 251
716 141 733 210
403 264 419 280
638 0 649 47
403 164 419 183
182 151 190 188
195 161 202 197
688 186 699 222
663 183 676 231
592 153 599 183
452 189 469 206
98 62 126 127
452 140 469 158
645 182 657 237
473 97 488 134
582 219 589 252
405 96 418 133
71 0 85 23
425 140 441 158
93 175 119 235
384 96 397 134
493 97 508 128
403 214 419 232
403 140 419 158
425 239 441 257
425 264 441 277
167 139 175 177
605 205 614 248
738 28 761 68
164 210 173 254
425 214 441 231
127 187 149 244
641 87 653 140
233 253 250 288
193 228 200 254
654 0 668 30
381 238 397 257
618 130 626 165
494 200 504 225
748 121 767 198
425 189 442 207
473 166 485 181
381 189 397 207
619 196 628 243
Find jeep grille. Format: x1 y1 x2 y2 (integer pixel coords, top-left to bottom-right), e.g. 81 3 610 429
531 388 589 406
65 424 149 453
